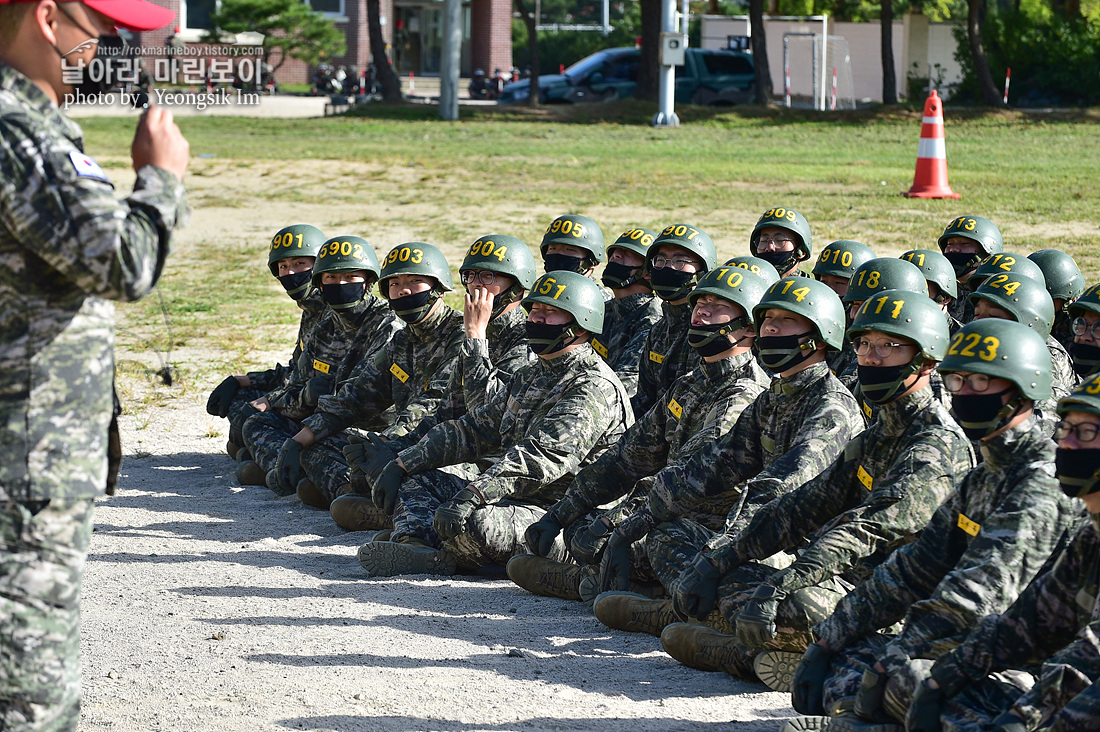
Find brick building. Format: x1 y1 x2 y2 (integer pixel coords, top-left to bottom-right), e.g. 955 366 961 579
137 0 512 86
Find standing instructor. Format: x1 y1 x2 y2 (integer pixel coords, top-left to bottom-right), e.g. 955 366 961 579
0 0 188 729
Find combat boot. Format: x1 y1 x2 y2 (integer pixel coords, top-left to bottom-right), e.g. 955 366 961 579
296 479 330 510
226 439 241 460
592 592 680 636
826 716 901 732
754 649 803 693
330 494 391 532
506 555 583 601
660 622 758 680
357 537 457 577
236 460 266 486
779 717 830 732
236 447 252 464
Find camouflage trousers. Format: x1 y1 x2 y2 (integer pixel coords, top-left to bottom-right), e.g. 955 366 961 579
241 411 301 475
1043 676 1100 732
647 518 835 650
226 388 266 447
299 434 357 502
1 499 95 732
390 468 567 570
934 671 1037 732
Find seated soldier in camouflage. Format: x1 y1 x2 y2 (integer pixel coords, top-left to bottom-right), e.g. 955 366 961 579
786 319 1087 732
329 234 537 531
593 277 864 640
507 267 772 601
749 206 814 279
208 224 328 458
238 236 401 500
1068 284 1100 378
645 293 973 691
267 243 466 504
901 249 961 332
937 215 1003 326
1029 248 1085 352
904 375 1100 732
630 224 717 418
356 271 634 577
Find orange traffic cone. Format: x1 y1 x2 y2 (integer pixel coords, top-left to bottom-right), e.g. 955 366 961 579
904 90 960 199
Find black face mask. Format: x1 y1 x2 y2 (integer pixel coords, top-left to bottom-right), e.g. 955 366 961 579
1056 447 1100 498
756 250 800 276
544 253 587 274
857 361 920 405
602 262 643 290
389 289 437 323
944 251 982 279
688 317 748 358
525 321 577 355
650 268 697 301
321 281 366 309
756 330 819 373
950 388 1018 440
279 271 313 301
1069 342 1100 377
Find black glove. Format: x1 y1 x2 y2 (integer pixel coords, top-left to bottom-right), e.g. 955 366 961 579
301 376 331 406
273 439 303 496
671 552 720 621
372 460 406 515
570 516 614 564
434 488 481 541
736 583 785 650
791 643 833 716
342 432 397 483
854 667 891 722
207 376 240 418
525 513 564 557
597 529 632 593
905 679 945 732
990 712 1027 732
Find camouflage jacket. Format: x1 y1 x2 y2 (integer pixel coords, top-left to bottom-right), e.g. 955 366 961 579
708 386 975 590
245 290 328 393
303 304 464 440
397 343 633 508
948 284 975 325
1050 334 1080 400
593 292 663 399
267 295 399 421
827 344 860 395
559 350 771 525
630 300 698 418
931 517 1100 729
0 62 187 501
386 306 533 451
815 416 1087 674
646 362 863 540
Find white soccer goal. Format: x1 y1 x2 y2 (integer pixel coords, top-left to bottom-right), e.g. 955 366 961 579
783 33 856 110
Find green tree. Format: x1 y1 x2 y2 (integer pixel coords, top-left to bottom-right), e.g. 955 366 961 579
206 0 345 74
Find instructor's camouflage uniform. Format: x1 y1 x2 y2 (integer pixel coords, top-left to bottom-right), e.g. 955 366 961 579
0 62 186 729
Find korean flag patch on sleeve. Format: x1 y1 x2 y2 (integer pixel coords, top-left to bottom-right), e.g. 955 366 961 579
68 150 111 182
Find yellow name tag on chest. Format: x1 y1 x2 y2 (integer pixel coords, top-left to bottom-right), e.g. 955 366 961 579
389 363 410 383
649 350 665 364
668 398 683 419
861 400 873 419
957 513 981 537
592 338 609 359
857 465 873 490
312 359 331 374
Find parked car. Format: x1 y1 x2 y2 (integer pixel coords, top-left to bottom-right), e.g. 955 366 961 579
499 46 755 105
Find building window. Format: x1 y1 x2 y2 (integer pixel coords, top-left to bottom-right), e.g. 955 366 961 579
183 0 217 31
308 0 345 18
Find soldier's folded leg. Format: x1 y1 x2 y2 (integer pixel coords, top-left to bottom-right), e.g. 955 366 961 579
242 411 301 474
225 387 265 448
821 634 893 716
449 500 564 571
937 670 1035 732
388 469 469 548
299 434 356 503
645 517 716 591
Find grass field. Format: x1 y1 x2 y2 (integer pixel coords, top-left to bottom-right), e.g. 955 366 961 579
83 102 1099 400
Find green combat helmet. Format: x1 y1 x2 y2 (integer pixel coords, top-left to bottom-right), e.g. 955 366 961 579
937 215 1004 279
1028 249 1086 306
724 256 781 285
311 235 381 310
813 240 875 281
522 271 605 354
939 319 1052 438
686 267 770 356
969 271 1055 337
646 223 717 301
966 252 1046 291
847 290 950 403
753 276 847 351
901 249 959 303
842 258 929 306
1055 372 1100 496
541 214 605 272
461 234 537 318
750 206 813 276
269 223 327 299
603 227 658 289
380 242 454 323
